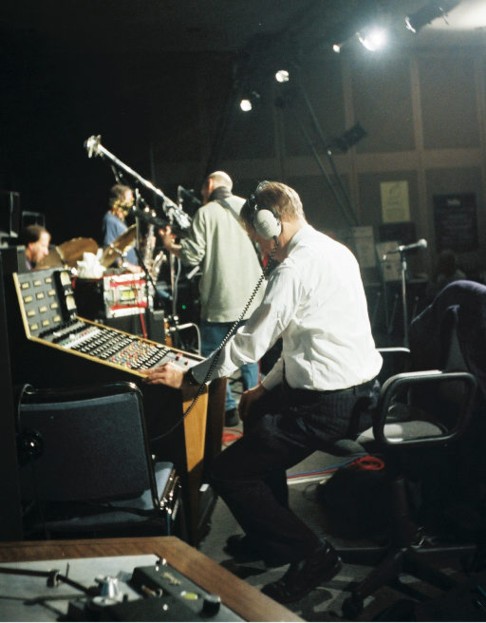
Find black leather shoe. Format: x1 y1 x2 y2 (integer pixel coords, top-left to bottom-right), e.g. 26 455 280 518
225 409 239 427
224 534 261 562
261 541 342 603
224 534 288 568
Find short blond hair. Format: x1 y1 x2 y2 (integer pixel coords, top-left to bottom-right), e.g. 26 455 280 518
247 181 304 222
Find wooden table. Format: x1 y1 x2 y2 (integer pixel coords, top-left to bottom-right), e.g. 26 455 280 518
0 536 301 622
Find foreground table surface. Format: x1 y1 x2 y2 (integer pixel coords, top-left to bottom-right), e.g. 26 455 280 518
0 536 301 622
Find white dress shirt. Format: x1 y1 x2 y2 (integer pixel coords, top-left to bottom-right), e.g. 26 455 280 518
193 224 382 391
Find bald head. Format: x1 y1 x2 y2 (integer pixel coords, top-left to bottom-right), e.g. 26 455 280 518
208 171 233 190
202 171 233 204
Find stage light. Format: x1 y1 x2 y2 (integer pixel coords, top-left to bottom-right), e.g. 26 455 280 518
275 69 290 83
331 24 356 53
239 91 260 112
405 1 460 34
357 27 388 51
240 98 252 112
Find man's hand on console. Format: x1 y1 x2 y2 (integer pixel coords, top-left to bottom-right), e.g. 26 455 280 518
143 363 185 389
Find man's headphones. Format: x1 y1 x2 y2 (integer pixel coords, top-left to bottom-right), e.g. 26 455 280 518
246 181 282 240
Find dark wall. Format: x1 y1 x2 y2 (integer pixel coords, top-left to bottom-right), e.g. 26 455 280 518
1 26 233 244
0 255 22 539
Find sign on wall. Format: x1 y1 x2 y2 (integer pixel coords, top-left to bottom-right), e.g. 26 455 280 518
433 193 478 253
380 181 410 223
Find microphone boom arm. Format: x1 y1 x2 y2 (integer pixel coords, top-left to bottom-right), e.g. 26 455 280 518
84 135 191 231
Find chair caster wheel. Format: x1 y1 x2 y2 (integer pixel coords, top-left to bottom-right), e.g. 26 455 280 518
342 595 363 619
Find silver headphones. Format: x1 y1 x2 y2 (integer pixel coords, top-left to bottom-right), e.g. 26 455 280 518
247 181 282 240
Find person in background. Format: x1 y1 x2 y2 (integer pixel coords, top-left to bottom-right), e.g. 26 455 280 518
102 183 140 273
425 248 466 303
20 224 51 270
146 180 382 604
159 170 264 427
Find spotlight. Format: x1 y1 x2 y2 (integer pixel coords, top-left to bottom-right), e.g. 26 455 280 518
405 1 460 34
240 99 252 112
239 91 260 112
331 32 356 54
275 69 290 83
357 27 388 51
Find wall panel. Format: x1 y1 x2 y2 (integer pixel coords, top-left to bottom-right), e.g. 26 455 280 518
352 55 415 154
282 58 346 157
419 55 479 150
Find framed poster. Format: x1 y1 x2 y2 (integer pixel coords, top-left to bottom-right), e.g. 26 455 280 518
433 193 478 253
380 181 410 223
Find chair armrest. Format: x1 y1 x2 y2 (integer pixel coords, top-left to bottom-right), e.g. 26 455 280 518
378 347 411 356
373 369 477 448
377 347 411 383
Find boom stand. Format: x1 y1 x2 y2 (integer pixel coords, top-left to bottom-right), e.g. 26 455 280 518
399 250 409 347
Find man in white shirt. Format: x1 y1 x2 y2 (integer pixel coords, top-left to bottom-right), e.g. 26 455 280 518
145 181 382 604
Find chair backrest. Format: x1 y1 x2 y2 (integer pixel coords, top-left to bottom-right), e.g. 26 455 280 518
17 382 158 505
410 280 486 396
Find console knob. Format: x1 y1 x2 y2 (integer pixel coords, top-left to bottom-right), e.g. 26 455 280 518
201 593 221 616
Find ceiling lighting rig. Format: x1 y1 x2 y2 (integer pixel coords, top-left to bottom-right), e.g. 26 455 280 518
405 1 461 34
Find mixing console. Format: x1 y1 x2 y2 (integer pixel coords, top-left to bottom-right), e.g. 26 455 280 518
39 318 196 372
13 267 200 377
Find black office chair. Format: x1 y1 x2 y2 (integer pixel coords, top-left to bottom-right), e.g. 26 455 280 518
318 310 479 618
16 381 186 540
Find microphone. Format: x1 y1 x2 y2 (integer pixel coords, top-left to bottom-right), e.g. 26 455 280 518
84 135 101 158
383 238 427 259
397 238 427 253
177 186 201 207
